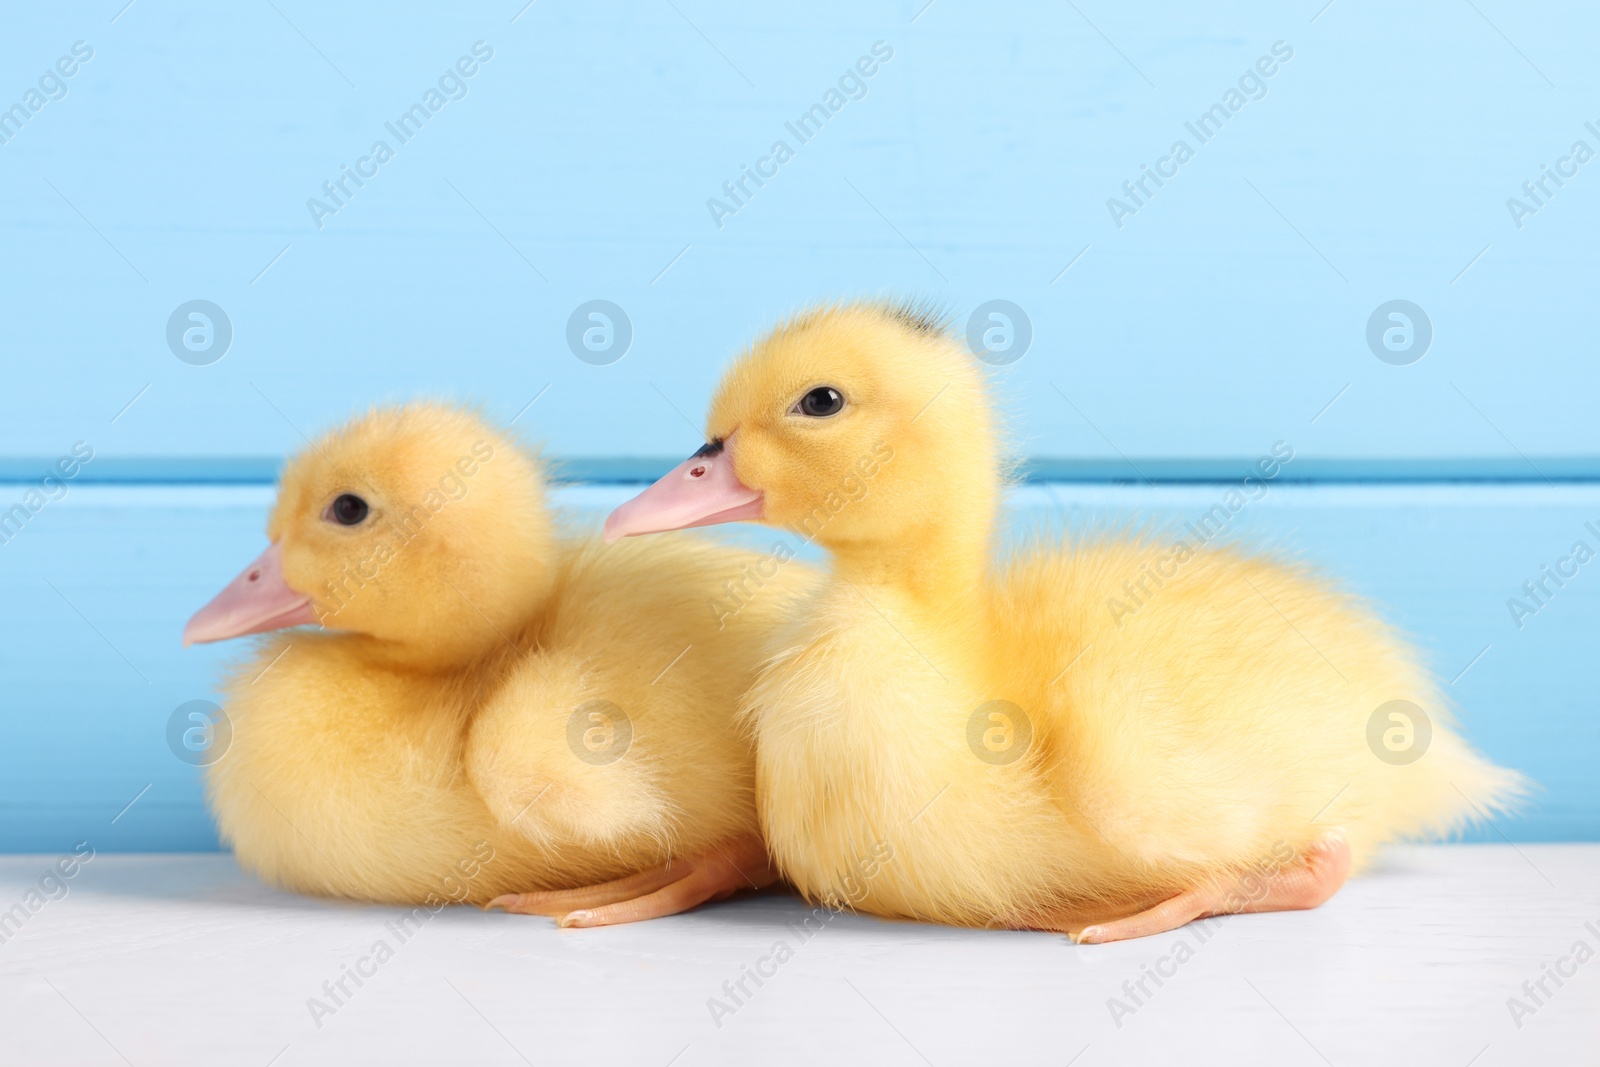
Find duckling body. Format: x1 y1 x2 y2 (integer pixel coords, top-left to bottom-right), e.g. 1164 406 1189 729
750 541 1516 927
208 629 538 904
464 534 790 876
191 405 811 911
603 303 1524 939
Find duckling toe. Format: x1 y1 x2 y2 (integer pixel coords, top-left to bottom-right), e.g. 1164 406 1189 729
1050 833 1352 944
486 864 683 916
541 834 778 928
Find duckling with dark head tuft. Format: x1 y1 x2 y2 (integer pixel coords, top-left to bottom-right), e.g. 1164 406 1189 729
601 302 1525 942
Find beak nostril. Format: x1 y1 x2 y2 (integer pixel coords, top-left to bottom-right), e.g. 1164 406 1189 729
248 570 260 582
689 466 707 478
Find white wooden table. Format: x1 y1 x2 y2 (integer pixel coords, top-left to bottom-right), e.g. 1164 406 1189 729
1 846 1595 1066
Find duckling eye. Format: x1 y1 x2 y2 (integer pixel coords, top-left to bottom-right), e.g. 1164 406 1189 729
327 493 370 526
793 386 845 418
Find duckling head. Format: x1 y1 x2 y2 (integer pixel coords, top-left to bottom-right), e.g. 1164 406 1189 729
184 403 554 664
606 302 1000 565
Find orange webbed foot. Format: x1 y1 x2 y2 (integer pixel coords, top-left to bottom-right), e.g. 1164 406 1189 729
486 833 777 928
1023 833 1352 945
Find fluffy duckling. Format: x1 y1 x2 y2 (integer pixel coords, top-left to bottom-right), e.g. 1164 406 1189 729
184 403 812 922
602 303 1525 942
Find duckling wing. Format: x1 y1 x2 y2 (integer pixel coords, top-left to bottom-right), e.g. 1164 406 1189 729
997 539 1523 879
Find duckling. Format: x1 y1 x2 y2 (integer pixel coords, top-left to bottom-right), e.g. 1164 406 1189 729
601 302 1525 942
184 403 812 921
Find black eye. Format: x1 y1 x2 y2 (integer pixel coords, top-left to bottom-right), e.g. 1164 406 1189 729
328 493 369 526
796 386 844 418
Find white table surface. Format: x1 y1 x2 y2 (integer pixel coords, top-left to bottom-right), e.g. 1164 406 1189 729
1 845 1596 1066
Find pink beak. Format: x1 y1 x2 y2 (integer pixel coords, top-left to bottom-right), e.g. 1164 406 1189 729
183 542 318 646
604 434 764 543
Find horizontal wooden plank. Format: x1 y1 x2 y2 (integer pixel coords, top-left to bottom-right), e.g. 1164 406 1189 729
5 455 1600 485
0 481 1594 851
0 2 1596 464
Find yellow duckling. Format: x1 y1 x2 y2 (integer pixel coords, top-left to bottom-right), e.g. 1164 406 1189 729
602 302 1525 942
184 403 812 923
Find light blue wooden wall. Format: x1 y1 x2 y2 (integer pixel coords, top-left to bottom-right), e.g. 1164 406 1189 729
1 0 1595 850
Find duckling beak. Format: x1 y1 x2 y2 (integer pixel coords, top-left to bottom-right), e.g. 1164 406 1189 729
182 542 317 646
603 433 763 543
